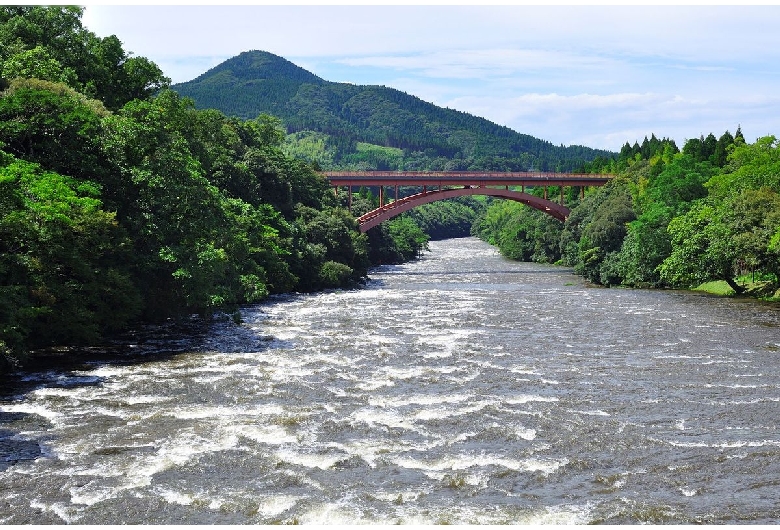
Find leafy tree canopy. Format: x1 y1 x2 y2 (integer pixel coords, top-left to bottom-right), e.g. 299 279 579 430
0 6 170 109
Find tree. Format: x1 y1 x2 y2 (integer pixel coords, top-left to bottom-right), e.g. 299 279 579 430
289 205 370 290
0 6 169 109
721 188 780 281
659 200 742 292
711 130 735 167
615 205 672 287
576 190 635 284
709 135 780 197
0 154 140 362
611 153 712 286
1 45 77 85
386 216 429 261
0 78 109 182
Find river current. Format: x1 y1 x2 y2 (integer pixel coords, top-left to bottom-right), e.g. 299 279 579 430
2 237 780 524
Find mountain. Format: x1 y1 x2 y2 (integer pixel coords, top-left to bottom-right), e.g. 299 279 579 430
172 50 615 171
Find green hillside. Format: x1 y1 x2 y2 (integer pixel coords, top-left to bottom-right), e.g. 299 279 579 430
173 50 615 171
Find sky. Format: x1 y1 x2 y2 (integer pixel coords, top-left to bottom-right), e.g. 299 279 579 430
81 4 780 153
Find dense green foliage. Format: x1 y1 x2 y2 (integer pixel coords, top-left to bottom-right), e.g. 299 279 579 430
0 154 140 354
474 200 564 263
0 7 422 371
0 6 169 109
173 50 615 173
406 197 487 240
477 127 780 299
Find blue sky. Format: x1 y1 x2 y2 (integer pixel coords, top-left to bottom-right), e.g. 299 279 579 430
82 5 780 152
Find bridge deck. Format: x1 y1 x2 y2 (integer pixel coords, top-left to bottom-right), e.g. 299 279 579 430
322 171 613 187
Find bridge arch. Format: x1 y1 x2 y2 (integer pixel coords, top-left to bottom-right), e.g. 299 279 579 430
357 187 569 232
321 171 612 233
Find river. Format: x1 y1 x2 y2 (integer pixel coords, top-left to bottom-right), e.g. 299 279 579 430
2 237 780 524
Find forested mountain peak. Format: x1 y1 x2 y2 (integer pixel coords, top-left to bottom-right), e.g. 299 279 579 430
187 50 324 85
173 50 615 171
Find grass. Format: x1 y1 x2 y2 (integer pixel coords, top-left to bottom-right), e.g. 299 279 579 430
693 280 735 296
694 277 780 301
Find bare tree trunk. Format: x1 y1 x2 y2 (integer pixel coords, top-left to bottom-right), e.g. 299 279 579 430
725 277 746 295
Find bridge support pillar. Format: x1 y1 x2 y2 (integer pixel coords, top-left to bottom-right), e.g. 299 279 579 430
379 186 384 207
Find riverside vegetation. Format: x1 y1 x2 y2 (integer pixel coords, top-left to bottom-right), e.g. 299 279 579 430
474 131 780 301
0 7 429 371
2 6 779 373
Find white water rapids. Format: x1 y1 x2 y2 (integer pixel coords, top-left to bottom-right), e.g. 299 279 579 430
2 237 780 523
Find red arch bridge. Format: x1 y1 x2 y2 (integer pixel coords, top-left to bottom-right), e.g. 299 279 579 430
321 171 614 232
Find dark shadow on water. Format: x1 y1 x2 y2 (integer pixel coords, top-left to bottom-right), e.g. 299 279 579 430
0 317 213 398
0 412 49 472
0 315 277 470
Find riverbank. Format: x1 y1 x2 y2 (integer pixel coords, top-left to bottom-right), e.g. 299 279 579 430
694 279 780 301
0 319 194 377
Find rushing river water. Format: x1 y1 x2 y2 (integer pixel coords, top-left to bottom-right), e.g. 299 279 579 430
2 237 780 524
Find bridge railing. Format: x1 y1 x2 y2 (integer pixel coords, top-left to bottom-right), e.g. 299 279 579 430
321 171 614 188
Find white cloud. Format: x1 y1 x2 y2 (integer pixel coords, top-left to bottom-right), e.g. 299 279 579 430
437 91 773 150
337 49 619 79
